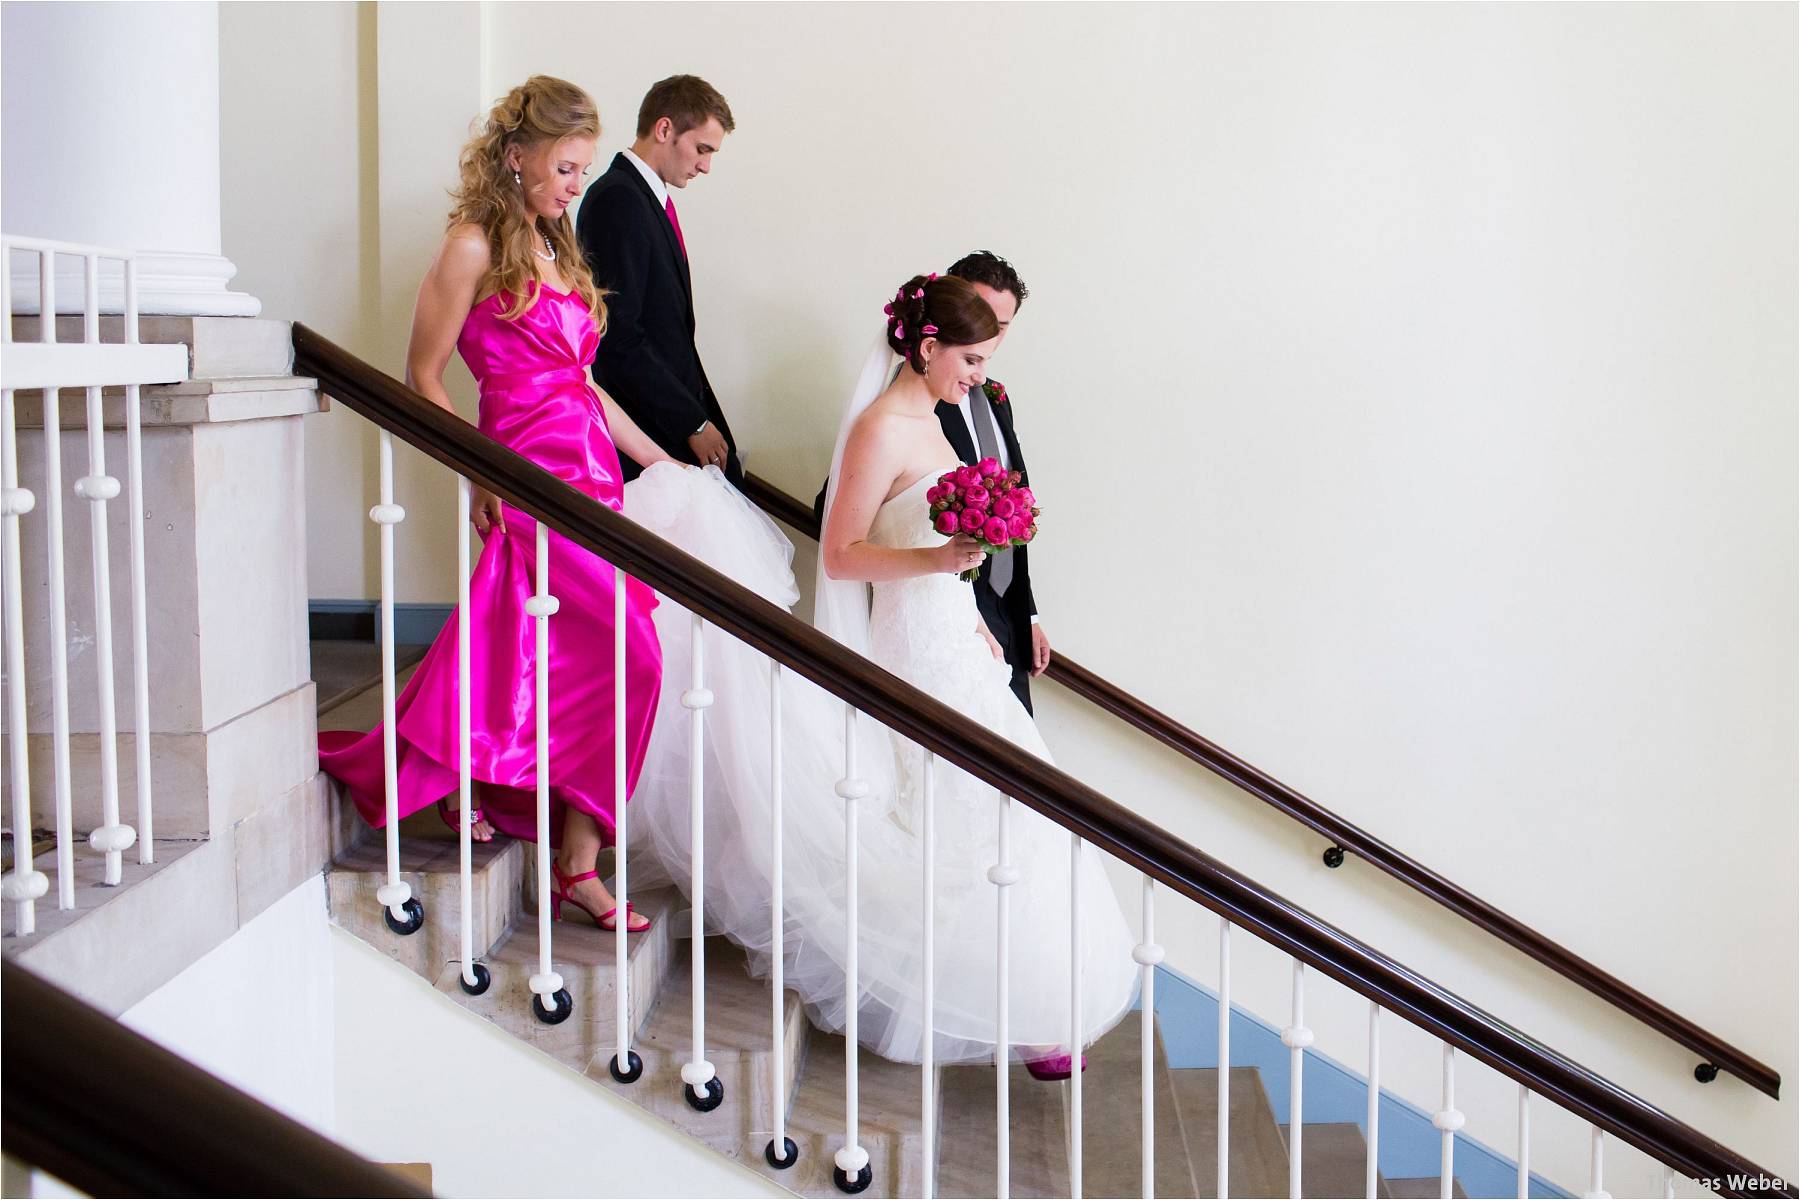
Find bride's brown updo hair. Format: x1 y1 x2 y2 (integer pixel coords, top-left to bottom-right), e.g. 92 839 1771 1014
885 273 1000 373
450 75 607 330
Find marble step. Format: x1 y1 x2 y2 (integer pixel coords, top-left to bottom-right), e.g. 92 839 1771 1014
9 314 297 380
1280 1121 1390 1198
1169 1066 1290 1198
434 887 681 1069
937 1059 1072 1198
589 935 811 1163
774 1024 929 1199
326 808 526 983
1076 1009 1200 1198
312 639 426 714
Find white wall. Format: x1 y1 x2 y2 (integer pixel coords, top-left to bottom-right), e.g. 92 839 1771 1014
329 927 785 1198
219 3 1796 1191
122 875 337 1134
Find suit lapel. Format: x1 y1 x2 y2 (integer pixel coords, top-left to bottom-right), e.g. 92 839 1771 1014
610 154 692 307
936 400 978 466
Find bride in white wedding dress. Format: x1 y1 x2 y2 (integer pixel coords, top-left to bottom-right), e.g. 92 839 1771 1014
622 273 1136 1069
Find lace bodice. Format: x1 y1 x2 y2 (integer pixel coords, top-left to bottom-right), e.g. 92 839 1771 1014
866 468 1011 698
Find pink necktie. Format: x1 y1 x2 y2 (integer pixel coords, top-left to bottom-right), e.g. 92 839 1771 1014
665 196 687 259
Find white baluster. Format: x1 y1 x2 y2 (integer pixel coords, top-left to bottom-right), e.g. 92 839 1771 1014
1134 877 1163 1200
1283 960 1313 1200
1366 1004 1381 1200
1218 919 1231 1200
1517 1085 1530 1200
369 431 416 933
525 521 566 1021
1435 1044 1464 1200
39 251 76 909
1583 1126 1609 1199
833 704 871 1192
1069 832 1083 1200
610 564 639 1080
682 610 719 1109
122 256 153 865
452 478 487 996
989 792 1018 1200
2 386 48 934
765 661 794 1165
1662 1165 1675 1199
920 748 936 1198
76 252 131 881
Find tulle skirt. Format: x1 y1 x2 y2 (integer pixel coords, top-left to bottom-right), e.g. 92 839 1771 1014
622 463 1137 1063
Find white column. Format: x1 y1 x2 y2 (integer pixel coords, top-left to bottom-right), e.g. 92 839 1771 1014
0 1 258 316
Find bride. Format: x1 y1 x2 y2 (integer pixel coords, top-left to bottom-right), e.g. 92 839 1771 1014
622 273 1136 1069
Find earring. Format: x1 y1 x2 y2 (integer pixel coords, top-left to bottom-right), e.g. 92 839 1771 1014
514 169 522 186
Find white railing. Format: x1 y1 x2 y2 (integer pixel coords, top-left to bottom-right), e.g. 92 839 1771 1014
682 612 719 1108
320 349 1769 1200
0 235 185 937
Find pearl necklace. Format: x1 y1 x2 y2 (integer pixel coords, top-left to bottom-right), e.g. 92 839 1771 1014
532 228 556 263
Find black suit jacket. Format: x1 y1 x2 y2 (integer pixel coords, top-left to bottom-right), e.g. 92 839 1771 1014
936 384 1039 711
576 154 740 483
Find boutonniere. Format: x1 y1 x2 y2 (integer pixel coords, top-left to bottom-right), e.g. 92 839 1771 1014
982 379 1009 406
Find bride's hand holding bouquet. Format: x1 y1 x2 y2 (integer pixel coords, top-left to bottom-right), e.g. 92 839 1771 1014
928 457 1039 582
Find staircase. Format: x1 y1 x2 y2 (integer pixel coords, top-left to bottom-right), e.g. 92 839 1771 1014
322 662 1462 1200
328 822 1458 1198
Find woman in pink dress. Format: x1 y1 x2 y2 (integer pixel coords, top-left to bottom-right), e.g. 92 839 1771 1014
320 76 666 932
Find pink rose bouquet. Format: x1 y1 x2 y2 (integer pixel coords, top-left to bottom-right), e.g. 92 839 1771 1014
926 456 1040 581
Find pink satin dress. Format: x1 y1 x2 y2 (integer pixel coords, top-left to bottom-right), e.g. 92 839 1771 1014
319 286 663 846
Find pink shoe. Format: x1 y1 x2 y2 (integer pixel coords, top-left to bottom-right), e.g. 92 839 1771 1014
550 861 651 932
1025 1052 1087 1081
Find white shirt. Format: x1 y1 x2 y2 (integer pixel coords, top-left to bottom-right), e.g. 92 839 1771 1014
621 147 669 208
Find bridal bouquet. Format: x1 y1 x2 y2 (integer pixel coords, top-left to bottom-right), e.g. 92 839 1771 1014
927 457 1039 582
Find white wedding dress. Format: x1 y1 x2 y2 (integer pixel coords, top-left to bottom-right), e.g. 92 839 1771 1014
621 347 1136 1065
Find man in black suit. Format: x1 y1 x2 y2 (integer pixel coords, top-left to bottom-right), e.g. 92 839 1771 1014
811 251 1049 712
937 252 1048 712
576 75 742 484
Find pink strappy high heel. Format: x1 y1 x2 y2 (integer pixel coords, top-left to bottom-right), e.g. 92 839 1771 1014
550 860 651 932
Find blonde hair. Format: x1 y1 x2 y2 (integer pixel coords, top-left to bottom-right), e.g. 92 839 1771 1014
451 75 606 330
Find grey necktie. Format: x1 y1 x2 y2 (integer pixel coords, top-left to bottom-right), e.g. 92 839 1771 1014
970 395 1014 596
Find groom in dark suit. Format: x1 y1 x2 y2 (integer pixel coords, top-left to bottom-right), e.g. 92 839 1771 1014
577 75 742 484
939 252 1048 712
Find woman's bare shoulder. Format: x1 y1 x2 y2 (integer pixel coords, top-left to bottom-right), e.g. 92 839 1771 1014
439 224 492 272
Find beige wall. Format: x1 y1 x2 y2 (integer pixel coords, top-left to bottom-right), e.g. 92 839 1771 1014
222 2 1796 1191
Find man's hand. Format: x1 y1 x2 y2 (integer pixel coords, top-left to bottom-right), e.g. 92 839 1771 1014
1030 623 1052 676
688 422 730 470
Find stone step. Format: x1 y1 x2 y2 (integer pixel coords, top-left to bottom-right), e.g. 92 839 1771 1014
937 1059 1072 1198
312 639 425 714
773 1024 929 1199
1169 1066 1290 1198
1076 1009 1200 1198
326 807 526 983
588 934 810 1163
1387 1176 1467 1199
9 314 297 379
1280 1121 1389 1198
434 887 681 1070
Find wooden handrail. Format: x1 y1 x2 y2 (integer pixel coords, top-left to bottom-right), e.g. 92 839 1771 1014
293 323 1791 1194
1 959 429 1198
737 471 1782 1101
